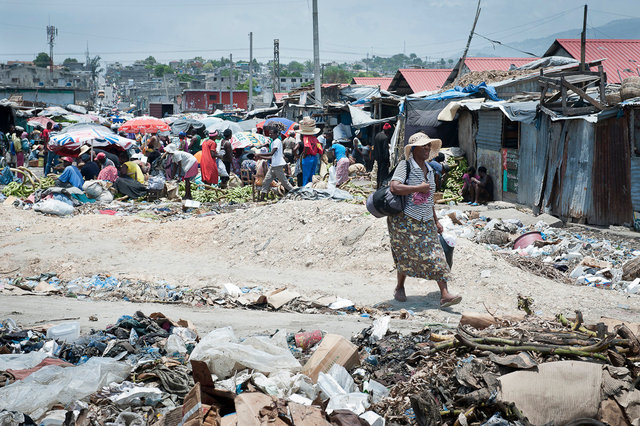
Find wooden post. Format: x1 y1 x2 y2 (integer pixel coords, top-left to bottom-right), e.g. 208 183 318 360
561 76 567 116
598 64 606 105
454 0 481 85
580 5 587 72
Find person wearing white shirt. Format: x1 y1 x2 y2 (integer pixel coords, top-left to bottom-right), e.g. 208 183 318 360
257 123 295 200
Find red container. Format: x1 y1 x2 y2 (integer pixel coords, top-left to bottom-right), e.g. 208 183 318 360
513 231 543 249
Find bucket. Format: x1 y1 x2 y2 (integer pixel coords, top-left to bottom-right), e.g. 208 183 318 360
38 157 44 167
513 231 543 250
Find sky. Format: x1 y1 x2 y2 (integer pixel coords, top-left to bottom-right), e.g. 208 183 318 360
0 0 638 67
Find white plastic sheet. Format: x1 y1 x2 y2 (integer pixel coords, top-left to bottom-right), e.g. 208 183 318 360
0 357 131 419
189 327 301 379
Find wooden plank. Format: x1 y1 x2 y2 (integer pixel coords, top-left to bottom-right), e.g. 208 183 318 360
598 65 606 106
563 79 605 110
561 77 568 116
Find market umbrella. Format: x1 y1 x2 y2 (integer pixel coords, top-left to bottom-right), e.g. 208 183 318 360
119 116 171 134
49 123 135 156
231 132 271 149
170 118 207 137
27 116 55 130
257 117 295 135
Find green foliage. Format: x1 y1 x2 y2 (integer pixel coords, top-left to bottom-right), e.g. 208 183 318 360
178 74 195 82
87 55 102 81
154 64 174 77
237 78 259 95
34 52 50 68
63 58 78 66
323 66 353 84
143 56 157 67
287 60 305 75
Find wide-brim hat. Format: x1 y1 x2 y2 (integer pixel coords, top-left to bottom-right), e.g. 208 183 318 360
404 132 442 161
298 117 321 135
79 145 91 156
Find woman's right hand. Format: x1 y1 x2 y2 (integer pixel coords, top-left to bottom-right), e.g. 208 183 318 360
414 182 431 193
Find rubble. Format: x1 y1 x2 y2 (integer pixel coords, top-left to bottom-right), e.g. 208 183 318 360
436 208 640 293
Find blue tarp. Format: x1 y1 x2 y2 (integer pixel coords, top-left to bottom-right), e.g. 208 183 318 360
423 82 502 102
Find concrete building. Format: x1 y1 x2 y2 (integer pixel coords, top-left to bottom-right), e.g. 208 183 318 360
0 63 89 89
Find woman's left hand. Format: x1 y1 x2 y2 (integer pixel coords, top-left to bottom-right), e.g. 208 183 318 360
435 221 443 234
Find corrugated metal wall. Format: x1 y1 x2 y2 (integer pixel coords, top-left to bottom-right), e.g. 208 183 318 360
534 117 595 222
518 120 550 208
476 111 503 151
591 115 633 225
631 157 640 212
553 120 594 222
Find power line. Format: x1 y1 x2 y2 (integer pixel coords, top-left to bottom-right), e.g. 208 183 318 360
473 32 539 57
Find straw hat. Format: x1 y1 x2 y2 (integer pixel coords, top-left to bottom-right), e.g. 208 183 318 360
298 117 320 135
79 145 91 156
404 132 442 161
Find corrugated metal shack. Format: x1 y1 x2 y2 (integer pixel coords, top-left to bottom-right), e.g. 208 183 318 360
454 101 636 226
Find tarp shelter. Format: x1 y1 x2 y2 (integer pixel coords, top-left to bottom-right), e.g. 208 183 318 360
170 118 207 137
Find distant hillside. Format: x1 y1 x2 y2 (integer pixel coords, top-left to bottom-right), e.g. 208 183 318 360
471 18 640 58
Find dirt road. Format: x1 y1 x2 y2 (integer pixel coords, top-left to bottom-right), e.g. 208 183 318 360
1 200 638 329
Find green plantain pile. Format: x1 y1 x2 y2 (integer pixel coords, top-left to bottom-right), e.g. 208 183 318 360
441 156 468 202
2 176 56 198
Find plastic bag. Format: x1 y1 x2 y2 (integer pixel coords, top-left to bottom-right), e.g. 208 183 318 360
189 327 301 379
0 352 48 371
165 334 187 355
33 199 74 216
0 357 131 419
147 175 165 191
217 159 228 177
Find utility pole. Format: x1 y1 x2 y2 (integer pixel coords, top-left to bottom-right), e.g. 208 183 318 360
46 23 58 81
312 0 321 105
454 0 481 85
273 39 280 92
230 53 234 108
249 32 253 111
580 4 588 72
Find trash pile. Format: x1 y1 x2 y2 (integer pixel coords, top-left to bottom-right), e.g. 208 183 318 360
0 311 390 425
436 208 640 293
354 308 640 425
0 275 413 320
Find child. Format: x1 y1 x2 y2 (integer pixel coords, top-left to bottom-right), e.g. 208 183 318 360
462 166 477 203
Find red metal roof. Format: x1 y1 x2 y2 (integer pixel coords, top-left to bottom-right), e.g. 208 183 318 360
548 39 640 84
395 69 452 93
463 57 539 72
351 77 393 91
274 92 288 102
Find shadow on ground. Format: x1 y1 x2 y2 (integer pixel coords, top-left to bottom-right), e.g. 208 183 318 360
378 291 463 315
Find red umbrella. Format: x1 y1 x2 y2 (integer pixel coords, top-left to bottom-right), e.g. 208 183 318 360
119 116 171 134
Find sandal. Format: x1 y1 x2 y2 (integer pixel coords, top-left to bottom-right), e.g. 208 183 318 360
470 202 479 206
440 295 462 309
394 288 407 302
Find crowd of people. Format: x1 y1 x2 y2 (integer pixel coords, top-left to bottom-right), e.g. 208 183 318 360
1 116 494 206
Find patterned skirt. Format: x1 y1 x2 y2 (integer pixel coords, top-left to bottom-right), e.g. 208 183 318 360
387 213 450 282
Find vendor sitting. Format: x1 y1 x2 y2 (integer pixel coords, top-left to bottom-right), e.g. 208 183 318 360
55 157 84 189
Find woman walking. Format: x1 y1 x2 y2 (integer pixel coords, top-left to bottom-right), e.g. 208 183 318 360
387 132 462 308
298 117 321 186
